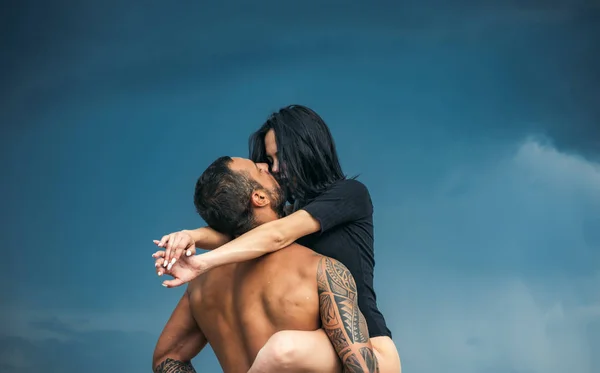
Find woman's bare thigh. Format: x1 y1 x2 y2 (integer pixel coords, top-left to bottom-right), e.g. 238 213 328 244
371 336 401 373
250 329 340 373
250 330 401 373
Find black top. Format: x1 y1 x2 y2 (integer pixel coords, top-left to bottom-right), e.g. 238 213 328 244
296 179 392 338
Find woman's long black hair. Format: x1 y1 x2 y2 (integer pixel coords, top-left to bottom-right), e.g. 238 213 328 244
249 105 346 203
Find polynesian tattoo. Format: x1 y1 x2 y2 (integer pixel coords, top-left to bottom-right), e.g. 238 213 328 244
153 358 196 373
317 257 379 373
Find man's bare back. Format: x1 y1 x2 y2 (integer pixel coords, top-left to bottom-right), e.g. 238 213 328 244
154 242 377 373
188 244 322 372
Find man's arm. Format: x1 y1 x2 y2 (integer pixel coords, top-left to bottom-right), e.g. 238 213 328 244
152 289 207 373
317 257 379 373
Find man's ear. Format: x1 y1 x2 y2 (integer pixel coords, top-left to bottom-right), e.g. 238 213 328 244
251 189 270 208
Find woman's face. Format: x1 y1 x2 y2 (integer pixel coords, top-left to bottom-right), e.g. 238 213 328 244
264 129 295 202
264 129 280 174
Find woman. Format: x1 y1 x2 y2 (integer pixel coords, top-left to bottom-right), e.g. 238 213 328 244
153 105 401 373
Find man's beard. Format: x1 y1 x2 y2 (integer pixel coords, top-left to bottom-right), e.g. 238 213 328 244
274 174 295 205
265 184 286 218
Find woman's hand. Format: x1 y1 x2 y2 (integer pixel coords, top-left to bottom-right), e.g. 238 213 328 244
152 250 208 288
153 231 197 270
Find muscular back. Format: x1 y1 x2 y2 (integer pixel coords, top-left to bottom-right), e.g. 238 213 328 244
187 244 322 373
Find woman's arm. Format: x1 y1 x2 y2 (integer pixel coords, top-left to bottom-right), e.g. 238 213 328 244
195 210 320 269
160 210 321 287
155 226 231 267
184 227 231 250
159 179 372 287
191 179 371 271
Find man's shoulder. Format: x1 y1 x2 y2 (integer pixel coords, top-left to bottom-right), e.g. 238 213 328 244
188 263 234 290
266 243 320 264
279 242 318 256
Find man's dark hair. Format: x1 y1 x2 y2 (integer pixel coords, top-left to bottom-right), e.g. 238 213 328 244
249 105 346 204
194 156 261 237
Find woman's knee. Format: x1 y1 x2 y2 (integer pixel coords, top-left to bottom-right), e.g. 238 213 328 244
252 330 340 373
260 330 303 369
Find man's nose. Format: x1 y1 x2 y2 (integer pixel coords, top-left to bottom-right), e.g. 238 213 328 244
257 163 270 173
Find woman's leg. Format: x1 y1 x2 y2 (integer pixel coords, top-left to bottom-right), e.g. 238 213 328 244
248 330 340 373
371 336 402 373
248 330 402 373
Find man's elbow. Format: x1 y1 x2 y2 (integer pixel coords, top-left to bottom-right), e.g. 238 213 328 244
152 354 196 373
152 349 165 371
152 347 174 371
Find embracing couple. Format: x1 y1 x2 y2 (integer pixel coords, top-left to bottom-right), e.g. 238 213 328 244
151 105 401 373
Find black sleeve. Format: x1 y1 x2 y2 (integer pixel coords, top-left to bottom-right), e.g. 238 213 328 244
301 179 373 233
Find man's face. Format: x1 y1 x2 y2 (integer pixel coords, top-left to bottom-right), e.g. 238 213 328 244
228 157 286 217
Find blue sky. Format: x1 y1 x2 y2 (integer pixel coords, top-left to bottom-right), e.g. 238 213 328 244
1 1 599 372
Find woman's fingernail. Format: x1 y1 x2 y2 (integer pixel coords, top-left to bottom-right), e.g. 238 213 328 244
158 271 162 276
162 283 167 287
171 258 176 264
186 250 191 256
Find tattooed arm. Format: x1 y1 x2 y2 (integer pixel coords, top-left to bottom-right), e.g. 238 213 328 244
317 257 379 373
152 290 207 372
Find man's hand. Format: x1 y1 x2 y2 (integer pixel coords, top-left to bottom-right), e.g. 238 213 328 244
153 231 197 270
153 251 208 288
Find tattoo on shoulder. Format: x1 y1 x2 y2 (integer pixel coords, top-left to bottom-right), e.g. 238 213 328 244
153 358 196 373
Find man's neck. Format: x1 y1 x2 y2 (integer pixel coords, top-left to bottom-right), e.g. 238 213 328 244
251 210 279 228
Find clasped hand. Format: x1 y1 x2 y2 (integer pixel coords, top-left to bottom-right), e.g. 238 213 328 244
152 231 205 288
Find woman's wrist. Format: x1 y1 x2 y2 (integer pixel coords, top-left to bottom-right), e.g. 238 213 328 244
189 252 212 274
181 228 204 248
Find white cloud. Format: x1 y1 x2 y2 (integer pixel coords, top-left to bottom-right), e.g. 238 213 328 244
376 137 600 273
384 272 598 373
513 136 600 197
371 137 600 372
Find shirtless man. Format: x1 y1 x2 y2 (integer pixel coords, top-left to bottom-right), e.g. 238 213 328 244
152 156 378 373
